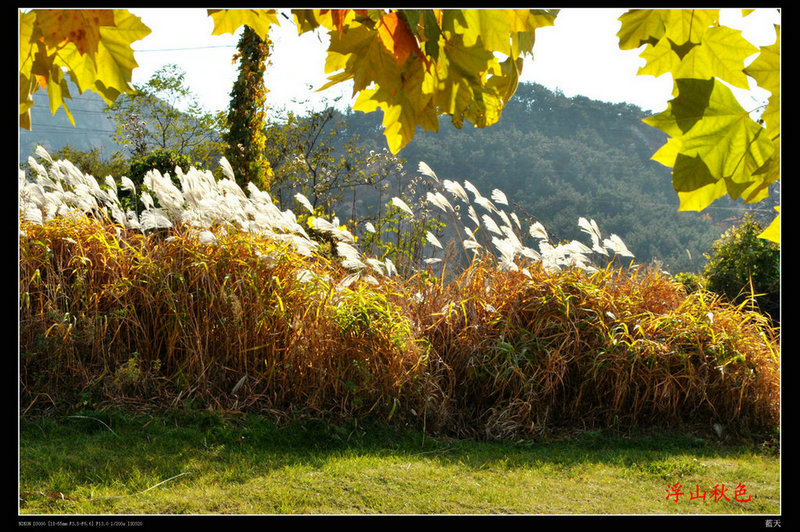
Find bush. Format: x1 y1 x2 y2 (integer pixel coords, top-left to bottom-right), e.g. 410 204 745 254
673 271 706 294
702 215 780 325
128 148 193 187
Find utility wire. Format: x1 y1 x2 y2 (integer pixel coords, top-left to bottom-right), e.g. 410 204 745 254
134 45 235 52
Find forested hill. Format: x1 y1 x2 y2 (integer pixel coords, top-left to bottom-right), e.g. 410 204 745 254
340 82 771 274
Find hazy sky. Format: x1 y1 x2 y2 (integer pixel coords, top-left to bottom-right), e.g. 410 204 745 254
128 8 780 118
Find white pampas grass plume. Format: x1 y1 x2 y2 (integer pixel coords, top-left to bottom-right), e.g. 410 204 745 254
578 217 607 255
564 240 593 256
443 180 469 203
338 273 360 289
120 176 136 193
418 161 438 182
424 257 442 264
491 189 508 206
295 193 315 214
384 258 397 277
22 205 43 225
104 175 117 194
520 247 541 261
467 205 480 227
34 145 53 165
197 230 217 245
603 234 634 257
125 210 141 230
139 209 172 232
311 216 338 233
366 258 385 275
288 235 318 257
342 258 367 271
482 214 503 236
336 241 362 263
426 231 443 249
498 211 513 231
463 180 481 200
529 222 548 240
219 157 235 181
474 195 497 213
427 191 452 212
391 197 415 217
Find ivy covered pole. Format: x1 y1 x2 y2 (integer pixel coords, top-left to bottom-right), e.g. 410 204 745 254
223 25 274 190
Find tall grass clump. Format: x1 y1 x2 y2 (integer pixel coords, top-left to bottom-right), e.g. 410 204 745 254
19 148 428 421
413 260 778 439
19 149 779 439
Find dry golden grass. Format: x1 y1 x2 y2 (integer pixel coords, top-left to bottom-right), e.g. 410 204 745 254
19 214 779 440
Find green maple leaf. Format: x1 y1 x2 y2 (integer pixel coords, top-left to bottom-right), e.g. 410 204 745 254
323 21 403 94
354 65 438 154
617 9 668 50
456 9 515 56
675 177 728 212
674 26 758 89
744 25 780 137
662 9 718 46
637 38 681 78
645 78 775 210
758 206 780 244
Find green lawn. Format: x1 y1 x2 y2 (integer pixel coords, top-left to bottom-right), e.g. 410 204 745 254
18 411 780 515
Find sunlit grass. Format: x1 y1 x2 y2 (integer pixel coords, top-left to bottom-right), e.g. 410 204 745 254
18 412 779 515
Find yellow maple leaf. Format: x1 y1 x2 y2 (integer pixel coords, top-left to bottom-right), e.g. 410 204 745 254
758 207 780 244
34 9 116 59
208 9 279 41
376 12 420 66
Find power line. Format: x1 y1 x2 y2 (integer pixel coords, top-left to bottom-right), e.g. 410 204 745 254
134 45 236 52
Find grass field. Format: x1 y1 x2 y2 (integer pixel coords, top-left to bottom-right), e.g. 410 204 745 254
18 410 780 516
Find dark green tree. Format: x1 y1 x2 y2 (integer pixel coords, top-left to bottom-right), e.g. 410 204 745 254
223 25 273 190
128 148 193 188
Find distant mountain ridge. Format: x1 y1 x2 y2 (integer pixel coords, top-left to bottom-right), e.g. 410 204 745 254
19 84 122 162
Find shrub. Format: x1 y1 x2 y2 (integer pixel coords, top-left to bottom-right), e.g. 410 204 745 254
702 215 780 324
673 271 706 294
128 148 193 188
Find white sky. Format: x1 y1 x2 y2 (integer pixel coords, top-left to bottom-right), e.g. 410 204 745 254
128 8 780 118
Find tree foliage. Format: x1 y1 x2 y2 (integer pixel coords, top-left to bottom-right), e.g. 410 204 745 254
105 64 226 169
222 25 274 190
264 106 376 215
702 214 780 323
127 148 193 188
618 9 780 243
19 8 150 129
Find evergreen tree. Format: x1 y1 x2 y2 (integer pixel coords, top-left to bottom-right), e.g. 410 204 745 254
223 25 273 190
